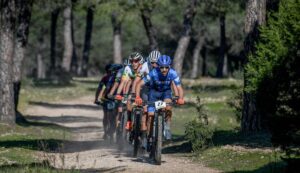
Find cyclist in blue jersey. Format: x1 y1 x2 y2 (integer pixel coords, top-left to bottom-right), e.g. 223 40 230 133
135 55 184 140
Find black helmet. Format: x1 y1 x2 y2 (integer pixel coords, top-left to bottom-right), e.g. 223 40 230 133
105 64 112 72
111 64 123 72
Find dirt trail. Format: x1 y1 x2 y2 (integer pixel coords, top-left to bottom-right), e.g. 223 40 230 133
25 96 219 173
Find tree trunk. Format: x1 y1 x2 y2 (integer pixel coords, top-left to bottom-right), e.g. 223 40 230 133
111 12 122 64
50 8 60 75
37 28 46 79
216 14 228 78
13 0 33 112
202 46 208 76
191 32 205 79
140 7 158 51
70 2 77 75
62 3 73 72
242 0 266 132
81 5 94 76
0 0 16 124
173 0 197 77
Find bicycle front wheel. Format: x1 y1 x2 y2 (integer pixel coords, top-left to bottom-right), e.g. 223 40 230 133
154 112 164 165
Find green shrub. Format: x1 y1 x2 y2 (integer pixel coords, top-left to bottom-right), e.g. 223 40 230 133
185 96 214 151
227 88 243 123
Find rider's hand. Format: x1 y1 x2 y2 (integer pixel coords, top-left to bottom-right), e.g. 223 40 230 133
115 94 123 101
135 96 143 106
176 98 185 105
99 98 105 104
107 94 114 100
94 99 100 105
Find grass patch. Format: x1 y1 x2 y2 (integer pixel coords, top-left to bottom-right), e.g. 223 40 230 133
0 162 80 173
196 147 285 173
18 77 98 112
0 120 69 170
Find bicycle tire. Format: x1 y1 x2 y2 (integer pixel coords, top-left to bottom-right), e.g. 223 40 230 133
118 110 128 150
154 112 164 165
133 109 141 157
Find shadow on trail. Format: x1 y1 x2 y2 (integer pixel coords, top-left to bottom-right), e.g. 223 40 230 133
29 101 100 111
162 135 192 154
25 115 101 124
18 119 103 133
0 138 116 153
0 161 127 173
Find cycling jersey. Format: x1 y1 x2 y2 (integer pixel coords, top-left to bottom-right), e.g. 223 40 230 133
137 61 152 78
97 73 115 97
115 67 124 83
121 65 137 81
143 67 181 92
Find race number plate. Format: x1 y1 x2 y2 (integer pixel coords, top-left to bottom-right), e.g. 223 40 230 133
155 101 166 110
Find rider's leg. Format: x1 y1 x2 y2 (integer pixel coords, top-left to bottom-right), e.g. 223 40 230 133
163 90 173 140
147 111 155 137
103 107 108 139
147 89 160 137
116 103 122 127
141 90 148 132
126 97 132 130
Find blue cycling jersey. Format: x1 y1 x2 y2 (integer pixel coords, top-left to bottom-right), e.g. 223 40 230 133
143 67 181 92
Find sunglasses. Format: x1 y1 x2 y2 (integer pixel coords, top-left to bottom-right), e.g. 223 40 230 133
150 62 156 64
159 66 170 70
131 59 140 63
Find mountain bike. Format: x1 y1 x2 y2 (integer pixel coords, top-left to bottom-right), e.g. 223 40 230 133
110 95 128 150
130 102 144 157
148 98 178 165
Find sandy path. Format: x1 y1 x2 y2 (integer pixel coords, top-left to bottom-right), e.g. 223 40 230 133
25 96 219 173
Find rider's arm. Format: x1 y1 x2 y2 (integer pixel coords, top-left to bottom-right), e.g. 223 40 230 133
171 81 179 97
98 85 106 101
176 85 184 99
124 79 133 94
116 79 126 95
109 81 119 95
135 80 145 98
116 66 131 95
95 78 105 102
131 76 142 94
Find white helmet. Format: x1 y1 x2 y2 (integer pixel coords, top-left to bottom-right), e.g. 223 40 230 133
129 52 144 64
148 50 161 63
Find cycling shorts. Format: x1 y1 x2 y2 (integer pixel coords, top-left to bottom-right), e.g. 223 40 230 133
141 86 149 103
147 89 172 113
